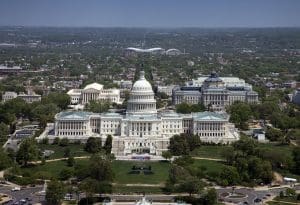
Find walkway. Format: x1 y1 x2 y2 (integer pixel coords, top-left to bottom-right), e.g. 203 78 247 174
30 155 223 164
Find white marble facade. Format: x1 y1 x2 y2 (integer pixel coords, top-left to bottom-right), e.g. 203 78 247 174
67 83 121 105
42 71 239 156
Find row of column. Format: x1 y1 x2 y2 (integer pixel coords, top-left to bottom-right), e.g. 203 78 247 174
128 103 156 111
82 92 99 103
131 122 152 132
196 122 224 131
58 121 86 130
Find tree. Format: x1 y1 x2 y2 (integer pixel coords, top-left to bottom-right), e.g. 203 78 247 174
176 102 191 114
59 138 69 146
86 100 110 113
219 166 240 186
46 180 66 205
79 178 99 204
53 137 60 145
203 188 217 205
31 103 59 125
42 92 70 110
292 147 300 175
104 135 112 154
285 188 296 196
0 122 9 146
229 102 252 129
178 177 204 196
64 147 71 157
266 127 284 141
222 146 235 165
85 137 102 153
16 138 38 166
168 164 191 184
186 134 201 151
59 168 73 180
232 136 257 157
0 148 12 170
88 154 113 182
67 156 75 167
162 151 172 161
169 134 190 156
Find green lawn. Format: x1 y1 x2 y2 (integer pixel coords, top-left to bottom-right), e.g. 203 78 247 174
190 159 227 173
38 144 90 159
112 161 170 184
191 145 231 159
267 196 300 204
21 159 88 179
256 143 295 158
21 159 171 185
190 143 295 160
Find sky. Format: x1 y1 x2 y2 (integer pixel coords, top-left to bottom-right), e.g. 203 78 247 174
0 0 300 27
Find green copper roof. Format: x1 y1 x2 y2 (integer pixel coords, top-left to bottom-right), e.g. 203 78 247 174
192 111 227 121
57 111 92 120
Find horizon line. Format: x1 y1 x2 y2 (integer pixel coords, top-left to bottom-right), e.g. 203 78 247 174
1 25 300 29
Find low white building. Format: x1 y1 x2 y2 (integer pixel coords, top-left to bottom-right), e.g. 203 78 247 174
67 83 121 105
2 91 18 102
157 85 176 96
2 91 41 103
39 71 240 157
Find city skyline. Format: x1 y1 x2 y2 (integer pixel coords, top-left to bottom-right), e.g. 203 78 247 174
0 0 300 27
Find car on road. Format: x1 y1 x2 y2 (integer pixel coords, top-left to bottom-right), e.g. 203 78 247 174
254 198 262 203
11 187 21 191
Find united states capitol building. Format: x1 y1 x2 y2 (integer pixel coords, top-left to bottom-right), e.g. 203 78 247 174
39 71 239 157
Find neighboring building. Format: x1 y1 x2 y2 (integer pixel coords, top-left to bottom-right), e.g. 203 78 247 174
18 91 41 103
165 49 181 56
67 83 121 105
2 91 18 102
125 47 165 55
113 80 133 89
292 89 300 105
253 129 266 142
157 85 176 96
283 81 297 89
0 65 22 74
2 90 41 103
173 72 259 111
39 71 239 157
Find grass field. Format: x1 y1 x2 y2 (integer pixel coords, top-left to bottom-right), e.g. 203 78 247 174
21 157 226 185
191 145 231 159
190 143 295 160
189 159 227 173
267 196 300 204
21 159 88 179
112 161 170 184
38 144 90 159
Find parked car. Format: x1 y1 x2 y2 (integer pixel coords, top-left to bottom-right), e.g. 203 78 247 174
11 187 21 191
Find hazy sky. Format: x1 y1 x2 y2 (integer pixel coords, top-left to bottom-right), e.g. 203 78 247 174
0 0 300 27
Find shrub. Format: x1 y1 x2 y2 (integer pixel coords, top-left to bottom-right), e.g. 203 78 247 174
59 138 69 147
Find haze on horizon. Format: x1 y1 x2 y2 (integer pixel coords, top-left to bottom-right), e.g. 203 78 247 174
0 0 300 28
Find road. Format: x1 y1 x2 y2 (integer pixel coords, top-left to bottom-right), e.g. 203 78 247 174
0 185 44 205
1 178 299 205
217 185 300 205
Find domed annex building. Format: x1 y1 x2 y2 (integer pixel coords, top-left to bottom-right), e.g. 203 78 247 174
39 71 239 157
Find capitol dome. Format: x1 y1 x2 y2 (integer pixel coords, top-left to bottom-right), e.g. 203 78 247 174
127 71 157 115
132 71 153 92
